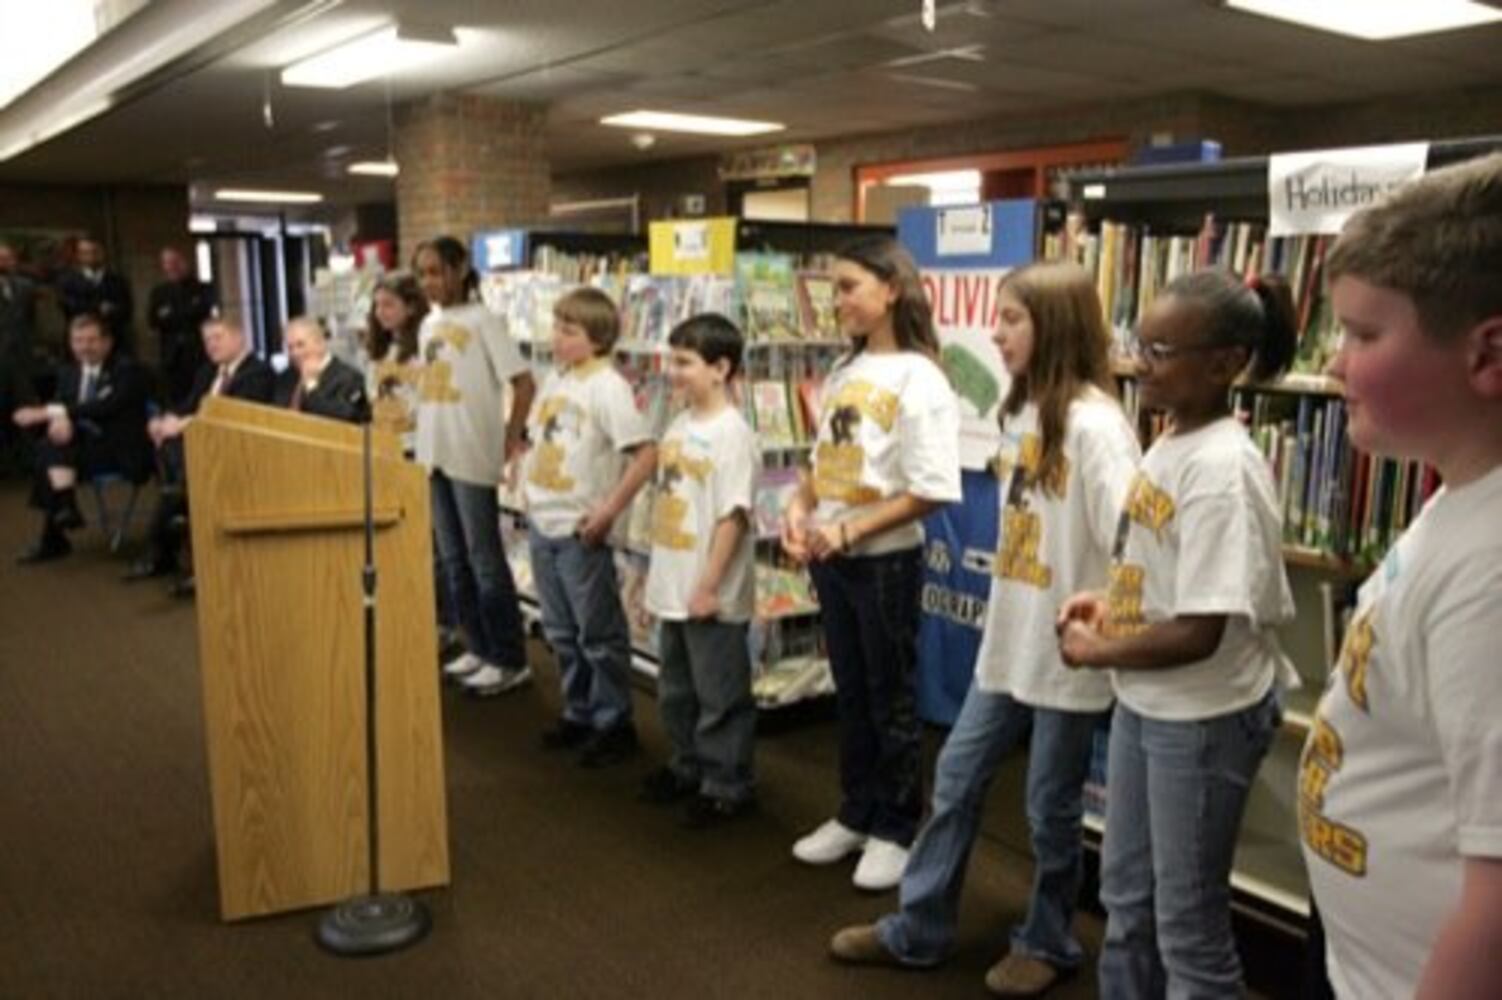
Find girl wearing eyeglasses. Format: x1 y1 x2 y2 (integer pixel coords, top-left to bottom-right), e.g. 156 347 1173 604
1056 269 1300 997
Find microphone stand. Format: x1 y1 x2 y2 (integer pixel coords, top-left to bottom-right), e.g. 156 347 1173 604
316 421 430 955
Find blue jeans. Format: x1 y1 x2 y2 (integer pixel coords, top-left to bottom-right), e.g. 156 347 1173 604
429 471 525 668
809 548 923 846
1098 692 1280 1000
528 532 633 731
878 686 1105 968
657 619 756 802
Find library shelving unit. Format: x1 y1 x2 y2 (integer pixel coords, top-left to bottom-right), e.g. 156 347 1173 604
1057 136 1502 930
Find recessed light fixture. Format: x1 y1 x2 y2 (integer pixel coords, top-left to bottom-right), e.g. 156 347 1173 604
600 111 784 137
281 24 459 90
348 160 400 177
213 188 325 204
1224 0 1502 40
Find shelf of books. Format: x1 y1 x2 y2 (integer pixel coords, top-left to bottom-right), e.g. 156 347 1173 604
1051 142 1497 927
482 221 893 710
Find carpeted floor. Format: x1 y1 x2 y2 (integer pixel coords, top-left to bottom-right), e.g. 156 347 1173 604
0 481 1108 999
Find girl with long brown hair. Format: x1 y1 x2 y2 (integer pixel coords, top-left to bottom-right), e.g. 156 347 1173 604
829 261 1141 997
780 235 962 891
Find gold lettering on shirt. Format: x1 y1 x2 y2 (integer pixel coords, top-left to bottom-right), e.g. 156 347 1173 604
996 508 1052 588
371 359 419 433
419 323 473 404
811 379 898 505
1298 713 1369 876
527 395 580 492
1123 472 1175 540
1101 562 1148 637
650 440 711 551
1337 611 1375 713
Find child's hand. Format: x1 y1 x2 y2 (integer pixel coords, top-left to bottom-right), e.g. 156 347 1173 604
1060 620 1105 669
1056 591 1108 636
503 430 528 465
577 504 616 546
780 512 810 564
688 584 720 620
804 521 846 562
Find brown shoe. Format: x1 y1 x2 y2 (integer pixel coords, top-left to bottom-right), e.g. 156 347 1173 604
984 953 1061 997
828 924 903 966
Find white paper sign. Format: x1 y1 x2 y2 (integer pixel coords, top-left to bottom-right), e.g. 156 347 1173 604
936 205 993 257
673 222 710 261
484 234 517 268
920 267 1013 469
1268 142 1428 237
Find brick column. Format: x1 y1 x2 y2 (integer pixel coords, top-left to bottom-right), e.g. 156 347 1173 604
394 93 551 265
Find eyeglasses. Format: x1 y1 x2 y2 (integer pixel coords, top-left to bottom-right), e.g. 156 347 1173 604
1126 334 1227 364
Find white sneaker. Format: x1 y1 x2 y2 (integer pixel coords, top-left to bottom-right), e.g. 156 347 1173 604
792 819 867 865
442 651 483 679
852 838 909 892
462 663 533 697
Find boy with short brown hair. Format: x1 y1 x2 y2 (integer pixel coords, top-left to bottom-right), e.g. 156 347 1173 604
1302 152 1502 999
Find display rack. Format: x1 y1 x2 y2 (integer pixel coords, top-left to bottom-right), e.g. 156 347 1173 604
1056 136 1502 927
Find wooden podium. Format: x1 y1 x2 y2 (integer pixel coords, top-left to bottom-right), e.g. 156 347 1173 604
185 397 449 921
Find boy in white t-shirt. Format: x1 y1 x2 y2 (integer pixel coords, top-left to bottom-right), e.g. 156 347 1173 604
1299 153 1502 1000
523 287 657 767
640 313 760 826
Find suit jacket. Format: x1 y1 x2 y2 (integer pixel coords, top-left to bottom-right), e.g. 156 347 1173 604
273 355 369 424
57 268 134 348
178 354 276 414
54 352 153 482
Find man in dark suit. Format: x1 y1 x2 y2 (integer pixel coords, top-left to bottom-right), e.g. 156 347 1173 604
0 241 38 474
273 317 368 424
147 246 217 406
125 316 274 582
57 238 134 354
11 313 151 562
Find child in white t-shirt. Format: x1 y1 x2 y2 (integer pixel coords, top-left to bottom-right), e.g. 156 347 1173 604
523 287 656 767
1058 268 1300 997
1300 153 1502 1000
828 262 1140 995
640 313 760 826
414 236 536 697
781 236 962 892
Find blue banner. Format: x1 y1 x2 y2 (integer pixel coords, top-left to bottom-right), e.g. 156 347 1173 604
917 469 999 725
471 229 529 272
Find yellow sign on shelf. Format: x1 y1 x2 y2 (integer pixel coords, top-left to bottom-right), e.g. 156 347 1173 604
649 217 737 275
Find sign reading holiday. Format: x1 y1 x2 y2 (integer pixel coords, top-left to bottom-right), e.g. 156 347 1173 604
1268 142 1429 237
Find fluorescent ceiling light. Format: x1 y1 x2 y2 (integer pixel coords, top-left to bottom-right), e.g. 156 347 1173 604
348 160 399 177
214 189 325 204
599 111 784 137
281 24 459 89
1224 0 1502 40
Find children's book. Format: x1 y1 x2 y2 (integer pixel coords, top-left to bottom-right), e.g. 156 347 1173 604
795 272 839 341
750 379 798 449
753 466 802 540
736 253 801 342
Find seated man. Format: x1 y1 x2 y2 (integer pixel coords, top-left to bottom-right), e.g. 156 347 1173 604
126 316 274 582
273 316 368 423
11 313 151 562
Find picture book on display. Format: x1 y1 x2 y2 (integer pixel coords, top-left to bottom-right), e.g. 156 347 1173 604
735 252 802 342
795 272 840 341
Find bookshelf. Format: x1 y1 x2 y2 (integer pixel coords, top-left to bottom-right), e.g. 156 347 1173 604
1057 135 1502 927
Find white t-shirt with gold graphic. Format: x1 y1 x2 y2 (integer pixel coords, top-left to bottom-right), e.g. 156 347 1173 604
974 392 1140 711
366 352 422 454
810 350 962 556
1105 416 1297 720
1300 465 1502 1000
414 302 527 486
643 406 759 623
522 357 651 539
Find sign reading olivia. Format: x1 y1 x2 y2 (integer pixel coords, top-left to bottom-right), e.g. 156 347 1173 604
898 199 1036 471
1268 142 1429 237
